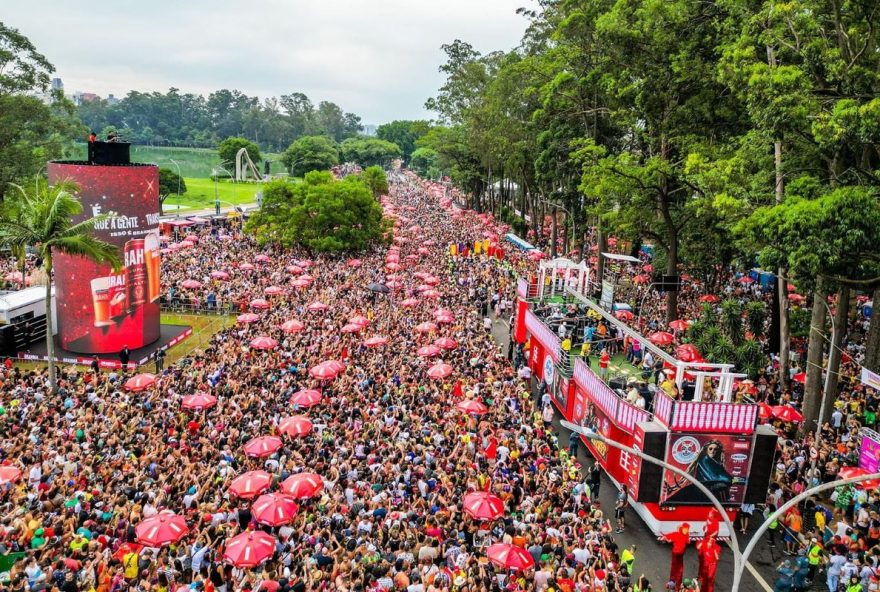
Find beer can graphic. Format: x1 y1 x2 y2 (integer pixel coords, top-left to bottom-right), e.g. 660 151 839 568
124 238 147 311
144 232 161 303
107 274 129 319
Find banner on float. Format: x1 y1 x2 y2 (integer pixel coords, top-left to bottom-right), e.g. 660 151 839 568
660 432 752 506
859 428 880 473
861 368 880 391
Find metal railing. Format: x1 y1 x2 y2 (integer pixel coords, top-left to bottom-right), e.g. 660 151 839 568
160 298 240 315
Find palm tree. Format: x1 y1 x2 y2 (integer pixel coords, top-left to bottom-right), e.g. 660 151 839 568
0 179 120 391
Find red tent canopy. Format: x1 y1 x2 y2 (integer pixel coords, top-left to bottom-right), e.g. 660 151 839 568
291 389 322 407
228 471 272 499
223 531 277 568
135 512 189 547
251 493 299 527
124 373 157 392
243 436 283 458
463 491 505 521
280 472 324 499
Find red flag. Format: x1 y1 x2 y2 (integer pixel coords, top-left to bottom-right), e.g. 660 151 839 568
485 436 498 460
340 347 349 360
452 381 463 398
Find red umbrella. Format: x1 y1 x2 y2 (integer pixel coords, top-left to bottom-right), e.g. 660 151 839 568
839 467 880 490
363 336 389 347
278 416 313 438
296 259 313 268
428 363 453 379
415 322 438 334
792 372 806 384
291 389 322 407
125 373 157 392
669 319 690 331
178 240 195 248
255 254 271 263
400 298 420 308
424 276 440 286
699 295 720 303
264 286 285 296
347 259 362 268
136 512 189 547
280 319 304 334
249 336 278 350
434 337 458 350
463 491 505 521
341 323 363 334
251 493 299 527
182 279 202 290
423 289 442 299
239 263 255 271
280 473 324 499
181 392 218 410
307 301 329 312
633 275 650 284
309 363 340 380
386 262 402 271
435 313 455 324
324 360 345 372
290 279 311 289
349 315 370 327
738 276 755 284
0 466 22 485
228 471 272 499
614 310 634 321
237 313 260 324
486 543 535 571
211 271 230 280
643 264 654 273
243 436 283 458
457 399 488 415
788 293 805 303
675 344 701 363
223 531 277 568
771 405 804 423
756 402 773 422
418 247 430 255
415 284 432 293
250 299 270 310
287 265 304 275
417 345 442 358
299 274 315 283
648 332 675 346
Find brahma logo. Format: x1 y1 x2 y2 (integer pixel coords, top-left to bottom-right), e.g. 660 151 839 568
670 436 701 464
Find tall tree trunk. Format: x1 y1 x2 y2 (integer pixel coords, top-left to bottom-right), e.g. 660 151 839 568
775 140 790 386
865 285 880 371
45 254 57 392
821 286 849 427
802 282 828 428
666 235 679 325
596 219 607 295
550 206 558 258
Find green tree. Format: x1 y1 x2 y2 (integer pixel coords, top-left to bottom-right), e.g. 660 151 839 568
158 168 187 215
409 147 440 178
0 22 83 197
281 135 339 177
0 180 120 391
218 136 261 170
376 120 431 161
338 138 402 168
359 166 388 198
246 173 385 252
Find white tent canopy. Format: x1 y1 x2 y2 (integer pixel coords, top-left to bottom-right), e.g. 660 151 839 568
538 257 590 298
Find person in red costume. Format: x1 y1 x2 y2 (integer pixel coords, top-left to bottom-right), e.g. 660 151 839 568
663 522 691 588
704 507 722 538
697 534 722 592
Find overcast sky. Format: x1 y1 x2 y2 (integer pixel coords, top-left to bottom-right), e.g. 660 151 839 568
6 0 529 124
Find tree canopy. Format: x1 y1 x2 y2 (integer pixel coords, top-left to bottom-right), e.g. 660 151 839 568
245 172 386 253
338 138 402 168
281 135 339 177
218 136 261 169
376 120 430 161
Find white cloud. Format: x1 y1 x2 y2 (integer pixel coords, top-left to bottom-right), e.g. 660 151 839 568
6 0 529 122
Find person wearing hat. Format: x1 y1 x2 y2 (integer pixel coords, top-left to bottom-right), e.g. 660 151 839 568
775 560 794 592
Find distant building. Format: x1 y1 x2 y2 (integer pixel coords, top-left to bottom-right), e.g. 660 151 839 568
50 77 63 92
71 92 100 106
106 94 120 105
362 124 377 137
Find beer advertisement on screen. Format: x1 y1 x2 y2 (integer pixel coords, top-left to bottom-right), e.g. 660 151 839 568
48 163 161 353
660 432 752 506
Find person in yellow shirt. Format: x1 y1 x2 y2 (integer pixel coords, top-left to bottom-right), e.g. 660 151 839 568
123 550 139 580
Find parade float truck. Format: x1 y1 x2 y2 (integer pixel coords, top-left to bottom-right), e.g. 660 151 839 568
514 276 776 538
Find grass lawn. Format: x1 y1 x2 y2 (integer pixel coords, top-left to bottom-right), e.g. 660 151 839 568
162 178 262 212
160 312 235 364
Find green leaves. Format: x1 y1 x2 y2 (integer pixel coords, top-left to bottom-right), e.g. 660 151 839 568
218 137 261 169
338 138 401 169
245 174 386 253
281 136 339 177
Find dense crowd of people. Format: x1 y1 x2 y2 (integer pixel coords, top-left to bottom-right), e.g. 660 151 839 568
0 172 655 592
